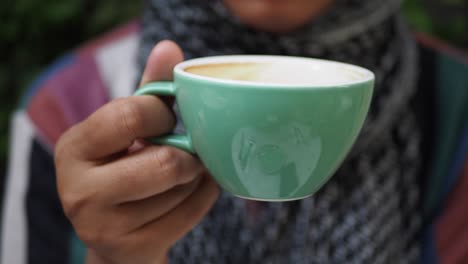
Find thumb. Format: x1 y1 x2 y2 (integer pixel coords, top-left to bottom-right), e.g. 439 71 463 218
139 40 184 86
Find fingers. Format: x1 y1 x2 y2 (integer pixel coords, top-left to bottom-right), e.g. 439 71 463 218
56 40 184 161
62 96 175 160
94 145 205 203
139 40 184 86
138 40 183 109
134 175 219 246
117 177 202 231
55 41 217 264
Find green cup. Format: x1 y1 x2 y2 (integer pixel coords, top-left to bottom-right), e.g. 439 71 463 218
135 55 374 201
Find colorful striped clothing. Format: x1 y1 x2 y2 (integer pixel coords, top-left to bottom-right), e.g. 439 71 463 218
1 21 467 264
2 21 139 264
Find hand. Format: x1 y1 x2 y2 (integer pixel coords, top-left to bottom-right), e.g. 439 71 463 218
55 41 219 264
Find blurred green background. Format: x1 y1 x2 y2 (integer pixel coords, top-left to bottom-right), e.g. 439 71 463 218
0 0 143 185
0 0 467 189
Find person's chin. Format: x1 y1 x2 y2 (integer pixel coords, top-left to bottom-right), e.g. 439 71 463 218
222 0 332 34
243 18 309 34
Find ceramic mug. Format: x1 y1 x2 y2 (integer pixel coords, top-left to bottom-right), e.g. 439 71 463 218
135 55 374 201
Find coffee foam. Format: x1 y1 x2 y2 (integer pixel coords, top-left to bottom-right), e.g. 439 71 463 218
184 60 369 86
184 63 265 82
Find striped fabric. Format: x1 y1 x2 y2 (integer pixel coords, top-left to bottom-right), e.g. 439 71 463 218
415 33 468 264
1 21 139 264
1 21 466 263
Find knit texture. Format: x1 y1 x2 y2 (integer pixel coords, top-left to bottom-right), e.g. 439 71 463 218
138 0 422 262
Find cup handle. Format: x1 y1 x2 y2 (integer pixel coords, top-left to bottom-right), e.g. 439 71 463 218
134 82 194 153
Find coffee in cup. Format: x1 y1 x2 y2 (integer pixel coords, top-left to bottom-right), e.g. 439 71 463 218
184 61 367 85
135 55 374 201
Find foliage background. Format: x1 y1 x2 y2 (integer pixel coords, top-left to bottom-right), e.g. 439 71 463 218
0 0 466 193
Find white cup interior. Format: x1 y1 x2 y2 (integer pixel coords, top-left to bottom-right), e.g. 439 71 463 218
175 55 374 87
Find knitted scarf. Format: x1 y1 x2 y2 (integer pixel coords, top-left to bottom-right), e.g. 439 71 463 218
138 0 422 262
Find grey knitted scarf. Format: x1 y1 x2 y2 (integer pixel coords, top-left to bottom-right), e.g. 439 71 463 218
138 0 422 263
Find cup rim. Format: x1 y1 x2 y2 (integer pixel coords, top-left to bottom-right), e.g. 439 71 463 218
174 55 374 89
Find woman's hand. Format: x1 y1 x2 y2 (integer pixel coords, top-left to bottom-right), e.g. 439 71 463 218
55 41 219 264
